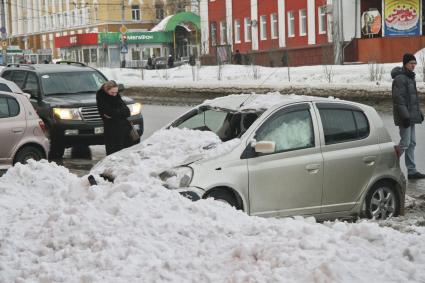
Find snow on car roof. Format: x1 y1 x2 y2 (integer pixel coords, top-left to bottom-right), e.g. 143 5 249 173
202 92 335 112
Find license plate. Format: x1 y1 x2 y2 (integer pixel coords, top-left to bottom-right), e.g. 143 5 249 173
94 127 104 134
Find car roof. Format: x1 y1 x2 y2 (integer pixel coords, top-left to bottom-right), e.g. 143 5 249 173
201 93 361 112
0 77 24 93
2 63 98 74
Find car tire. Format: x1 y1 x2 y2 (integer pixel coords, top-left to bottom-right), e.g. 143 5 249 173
206 189 241 209
49 142 65 160
14 146 44 165
71 145 92 159
365 182 399 220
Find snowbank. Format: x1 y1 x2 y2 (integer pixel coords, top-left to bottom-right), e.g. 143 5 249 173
1 128 425 282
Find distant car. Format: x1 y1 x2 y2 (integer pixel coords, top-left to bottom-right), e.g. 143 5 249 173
153 57 167 69
0 90 49 169
162 94 405 221
1 62 144 159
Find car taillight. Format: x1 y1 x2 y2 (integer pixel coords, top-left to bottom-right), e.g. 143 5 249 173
39 120 47 133
394 145 401 159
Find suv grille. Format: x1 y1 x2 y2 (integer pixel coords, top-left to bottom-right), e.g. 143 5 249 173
81 106 102 122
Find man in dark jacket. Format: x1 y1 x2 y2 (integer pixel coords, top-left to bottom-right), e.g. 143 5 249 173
391 53 425 179
96 80 132 155
233 50 242 65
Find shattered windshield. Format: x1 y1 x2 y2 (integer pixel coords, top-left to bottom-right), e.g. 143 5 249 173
41 71 107 95
172 107 261 141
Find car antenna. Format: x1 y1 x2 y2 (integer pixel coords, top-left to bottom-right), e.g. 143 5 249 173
239 93 255 108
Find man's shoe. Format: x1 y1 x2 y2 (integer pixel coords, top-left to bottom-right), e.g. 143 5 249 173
408 172 425 180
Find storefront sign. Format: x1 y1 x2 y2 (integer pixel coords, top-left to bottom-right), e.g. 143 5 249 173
55 33 98 48
7 45 22 53
98 32 173 45
362 10 382 35
384 0 420 36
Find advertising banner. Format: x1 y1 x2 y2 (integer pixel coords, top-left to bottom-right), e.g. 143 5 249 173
361 10 382 35
384 0 420 36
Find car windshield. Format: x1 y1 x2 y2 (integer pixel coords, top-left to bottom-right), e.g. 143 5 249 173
171 106 261 142
40 71 106 95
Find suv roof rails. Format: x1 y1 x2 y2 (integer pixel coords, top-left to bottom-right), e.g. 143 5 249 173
55 61 87 67
6 63 36 70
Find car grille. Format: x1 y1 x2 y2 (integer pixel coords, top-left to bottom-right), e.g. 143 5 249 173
80 106 102 122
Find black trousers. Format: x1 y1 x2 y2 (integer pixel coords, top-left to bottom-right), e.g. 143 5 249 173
103 119 131 155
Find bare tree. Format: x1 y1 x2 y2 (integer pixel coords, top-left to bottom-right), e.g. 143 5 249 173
368 60 384 82
322 46 334 83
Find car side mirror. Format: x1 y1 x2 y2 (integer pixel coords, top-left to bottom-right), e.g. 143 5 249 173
23 88 40 100
254 141 276 154
118 83 125 92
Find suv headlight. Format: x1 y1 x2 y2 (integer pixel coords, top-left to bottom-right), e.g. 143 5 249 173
128 103 142 116
53 107 82 120
159 166 193 189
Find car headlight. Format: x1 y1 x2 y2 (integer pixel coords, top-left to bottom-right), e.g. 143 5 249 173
128 103 142 116
159 166 193 188
53 108 82 120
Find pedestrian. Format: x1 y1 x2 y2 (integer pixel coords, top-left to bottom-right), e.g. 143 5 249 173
233 49 242 65
391 53 425 179
96 80 132 155
168 54 174 68
147 56 153 69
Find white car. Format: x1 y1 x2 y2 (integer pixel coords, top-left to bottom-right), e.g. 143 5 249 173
162 94 405 220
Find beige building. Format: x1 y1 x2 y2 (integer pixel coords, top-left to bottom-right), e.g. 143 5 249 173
1 0 199 64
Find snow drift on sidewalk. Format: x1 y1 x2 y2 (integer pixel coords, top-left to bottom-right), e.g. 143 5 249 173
1 128 425 283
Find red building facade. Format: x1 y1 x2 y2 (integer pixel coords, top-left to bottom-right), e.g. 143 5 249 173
203 0 329 66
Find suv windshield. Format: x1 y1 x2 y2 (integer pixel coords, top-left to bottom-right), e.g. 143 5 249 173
172 107 261 141
41 71 106 95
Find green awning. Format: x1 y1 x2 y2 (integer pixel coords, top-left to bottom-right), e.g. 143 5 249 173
163 12 200 32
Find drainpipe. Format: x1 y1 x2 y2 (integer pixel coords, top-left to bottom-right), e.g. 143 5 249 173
342 0 358 63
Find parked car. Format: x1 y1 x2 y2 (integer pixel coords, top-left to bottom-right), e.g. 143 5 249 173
1 62 144 158
161 94 405 220
0 90 49 169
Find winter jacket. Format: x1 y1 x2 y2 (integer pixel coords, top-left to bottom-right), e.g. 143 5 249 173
96 88 131 155
391 66 423 126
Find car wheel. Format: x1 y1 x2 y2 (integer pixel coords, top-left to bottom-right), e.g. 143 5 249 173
365 182 399 220
206 189 241 209
49 142 65 160
14 146 44 165
71 145 92 159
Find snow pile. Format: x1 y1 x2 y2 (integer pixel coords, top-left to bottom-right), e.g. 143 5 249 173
1 158 425 282
91 127 241 183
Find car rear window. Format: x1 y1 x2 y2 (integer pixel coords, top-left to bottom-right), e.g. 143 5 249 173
318 108 370 145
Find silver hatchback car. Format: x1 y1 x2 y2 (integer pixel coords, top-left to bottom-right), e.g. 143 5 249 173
0 90 49 169
164 94 405 220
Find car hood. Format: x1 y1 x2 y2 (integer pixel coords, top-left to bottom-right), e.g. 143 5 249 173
43 93 133 107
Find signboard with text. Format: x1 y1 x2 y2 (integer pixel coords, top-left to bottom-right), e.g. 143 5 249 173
98 32 173 45
384 0 420 36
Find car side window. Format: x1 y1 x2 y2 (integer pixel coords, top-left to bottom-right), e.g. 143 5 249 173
255 107 315 153
318 108 370 145
0 97 20 118
10 71 27 88
0 83 12 92
2 70 12 80
0 97 8 118
23 73 39 96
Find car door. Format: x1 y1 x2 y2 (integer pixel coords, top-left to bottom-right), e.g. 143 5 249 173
247 103 324 218
315 103 379 213
0 94 25 165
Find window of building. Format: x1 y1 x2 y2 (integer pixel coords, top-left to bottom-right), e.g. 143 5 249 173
132 48 141 60
318 6 327 34
260 15 267 40
299 9 307 36
211 22 217 46
317 106 370 145
156 7 164 20
90 49 97 63
287 11 295 37
271 13 278 39
234 19 241 43
220 21 227 44
244 17 251 42
132 5 140 21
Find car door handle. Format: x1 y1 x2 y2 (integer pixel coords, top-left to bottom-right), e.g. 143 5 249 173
12 128 24 133
305 164 320 174
362 156 376 166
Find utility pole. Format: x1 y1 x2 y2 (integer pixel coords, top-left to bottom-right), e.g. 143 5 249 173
0 0 7 64
332 0 343 65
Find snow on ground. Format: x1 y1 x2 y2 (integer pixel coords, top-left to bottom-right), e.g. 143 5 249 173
1 128 425 282
99 48 425 92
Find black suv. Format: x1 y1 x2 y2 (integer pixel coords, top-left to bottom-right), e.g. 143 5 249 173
1 62 144 158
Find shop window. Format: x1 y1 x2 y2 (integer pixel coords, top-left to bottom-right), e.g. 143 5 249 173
210 22 217 46
271 13 278 39
244 17 251 42
287 11 295 37
260 15 267 40
299 9 307 36
132 5 141 21
318 6 327 34
234 19 241 43
83 49 90 63
90 49 97 64
132 49 141 60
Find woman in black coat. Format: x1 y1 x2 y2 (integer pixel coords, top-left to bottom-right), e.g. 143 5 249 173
96 80 131 155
